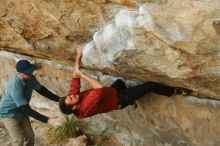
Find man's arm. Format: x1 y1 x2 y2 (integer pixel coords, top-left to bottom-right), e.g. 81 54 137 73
68 78 80 95
73 47 103 89
67 47 83 95
17 105 60 126
32 77 60 102
76 69 103 89
11 88 59 125
17 104 49 123
72 47 83 78
36 86 60 102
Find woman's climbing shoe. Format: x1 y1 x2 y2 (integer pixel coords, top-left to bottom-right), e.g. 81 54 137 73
175 87 192 95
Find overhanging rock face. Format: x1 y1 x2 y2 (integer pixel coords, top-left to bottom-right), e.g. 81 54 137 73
0 0 128 63
0 0 220 146
82 1 220 100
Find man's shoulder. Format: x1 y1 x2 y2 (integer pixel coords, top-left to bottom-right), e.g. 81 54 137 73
29 76 41 85
8 75 23 89
7 75 17 85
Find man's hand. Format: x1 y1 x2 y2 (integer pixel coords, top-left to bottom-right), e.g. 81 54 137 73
75 67 82 76
48 117 62 127
74 47 83 69
116 105 122 110
72 47 83 78
76 47 83 57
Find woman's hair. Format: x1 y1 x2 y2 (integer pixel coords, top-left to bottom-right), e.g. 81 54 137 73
59 96 73 115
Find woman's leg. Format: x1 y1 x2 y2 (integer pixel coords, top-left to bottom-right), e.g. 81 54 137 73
118 81 174 108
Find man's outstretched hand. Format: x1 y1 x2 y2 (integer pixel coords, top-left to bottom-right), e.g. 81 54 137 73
48 117 62 127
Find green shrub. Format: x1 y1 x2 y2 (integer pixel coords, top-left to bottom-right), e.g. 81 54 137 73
46 115 80 144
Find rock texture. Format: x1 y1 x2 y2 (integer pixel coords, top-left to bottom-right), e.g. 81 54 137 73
82 0 220 99
0 0 220 146
0 0 128 64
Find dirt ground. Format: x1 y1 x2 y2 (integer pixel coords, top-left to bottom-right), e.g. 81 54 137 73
0 120 121 146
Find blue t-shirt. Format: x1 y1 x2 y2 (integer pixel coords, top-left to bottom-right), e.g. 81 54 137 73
0 74 42 120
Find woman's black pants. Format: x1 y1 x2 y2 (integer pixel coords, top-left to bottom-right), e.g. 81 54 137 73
111 79 175 108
